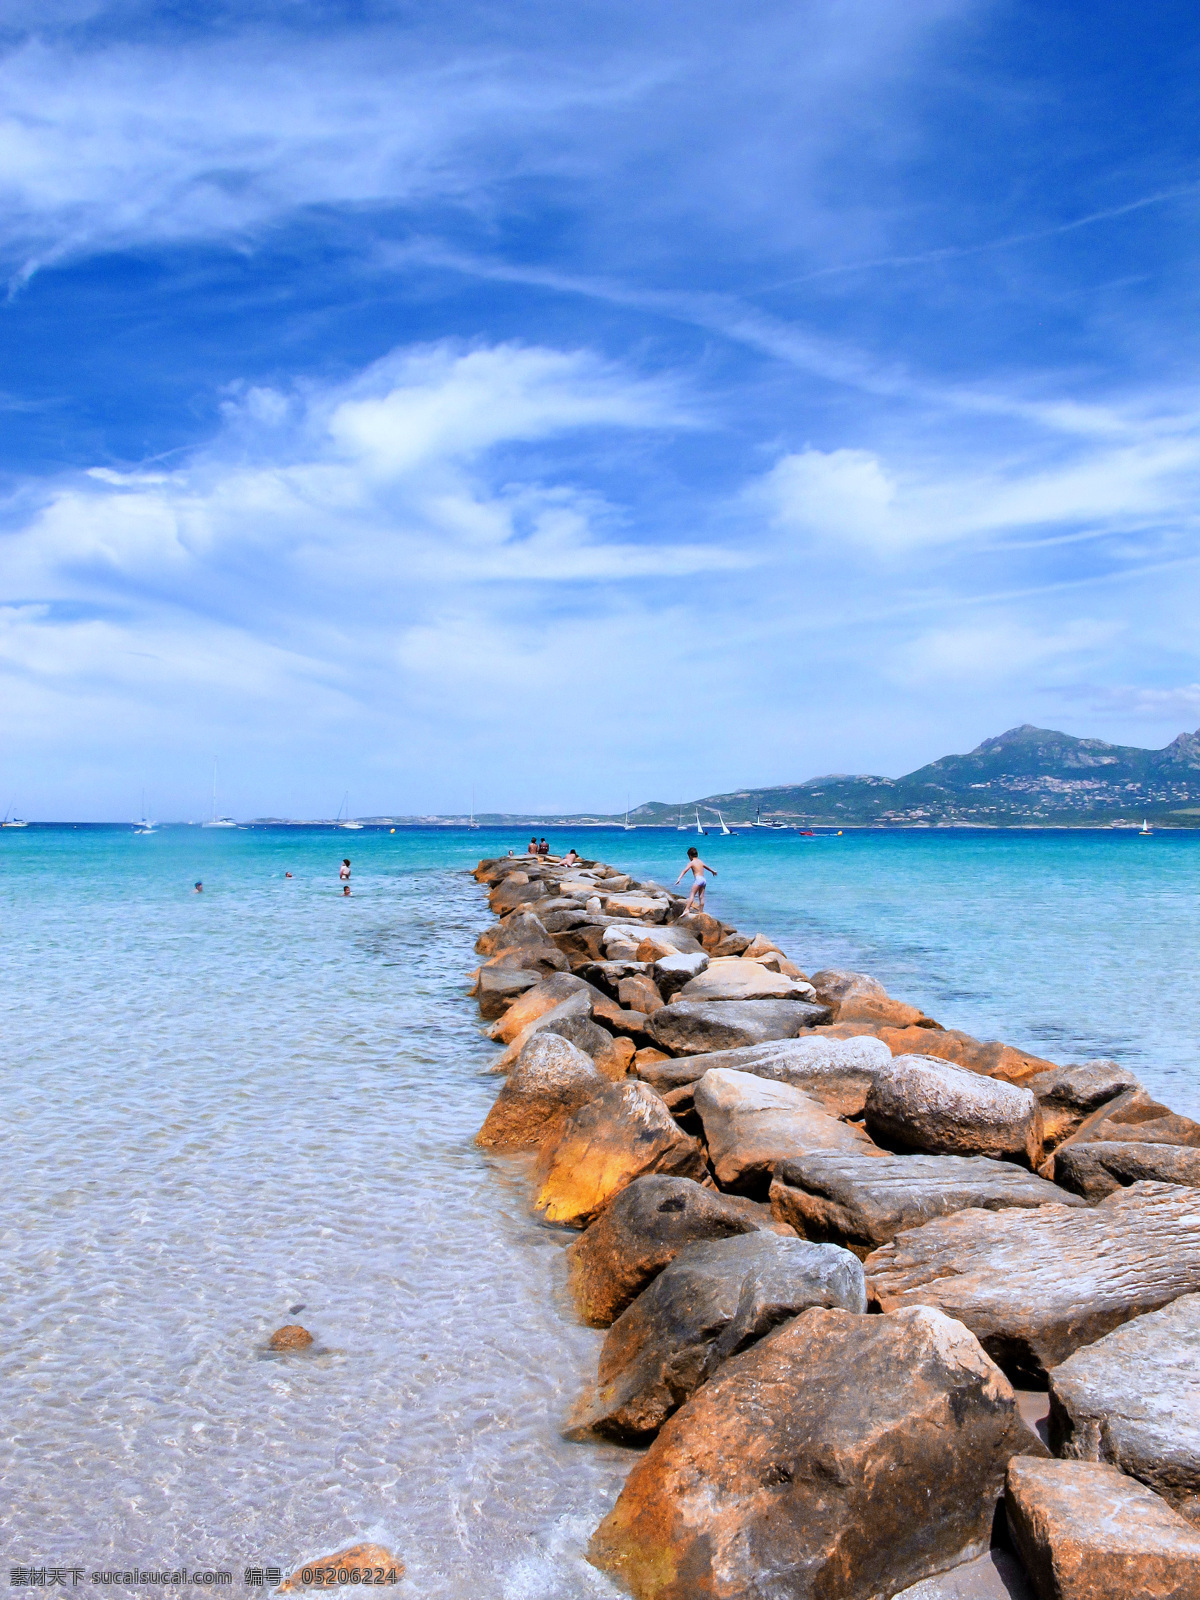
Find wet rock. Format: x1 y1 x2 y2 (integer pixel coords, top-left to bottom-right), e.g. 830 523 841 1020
565 1173 771 1326
618 973 665 1014
1049 1290 1200 1524
865 1054 1043 1167
485 990 594 1073
569 1233 865 1442
474 964 540 1020
651 950 709 999
646 997 831 1055
534 1081 707 1228
589 1304 1044 1600
1005 1457 1200 1600
486 972 587 1044
477 1033 606 1150
677 957 817 1004
278 1545 404 1591
636 1033 895 1119
268 1324 313 1350
694 1067 877 1195
1052 1139 1200 1201
771 1150 1083 1258
1026 1059 1144 1150
866 1181 1200 1384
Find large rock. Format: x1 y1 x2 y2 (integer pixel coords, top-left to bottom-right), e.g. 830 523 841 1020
771 1150 1083 1259
809 968 888 1009
618 973 665 1014
1053 1139 1200 1201
551 921 610 968
485 972 586 1043
652 950 709 999
1024 1059 1142 1150
635 928 705 962
534 1081 706 1228
487 876 547 915
604 893 670 923
852 1023 1059 1088
678 957 817 1004
603 925 646 960
866 1181 1200 1384
1041 1086 1200 1168
672 909 728 950
569 1233 865 1442
647 998 831 1055
637 1034 895 1118
485 989 594 1073
1005 1457 1200 1600
865 1054 1043 1167
476 1033 606 1150
694 1067 877 1196
1048 1291 1200 1524
473 964 539 1019
589 1305 1045 1600
564 1174 769 1326
578 958 648 998
474 909 564 966
807 969 938 1027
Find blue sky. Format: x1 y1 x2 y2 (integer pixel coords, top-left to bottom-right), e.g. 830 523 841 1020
2 0 1199 819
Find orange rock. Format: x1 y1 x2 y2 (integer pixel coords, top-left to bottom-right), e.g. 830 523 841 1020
267 1325 313 1351
633 1047 671 1074
837 993 936 1029
873 1026 1056 1085
534 1081 706 1228
278 1545 403 1591
617 973 665 1014
596 1034 638 1081
486 974 585 1044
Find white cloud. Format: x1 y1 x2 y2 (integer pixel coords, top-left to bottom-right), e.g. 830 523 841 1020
891 617 1119 690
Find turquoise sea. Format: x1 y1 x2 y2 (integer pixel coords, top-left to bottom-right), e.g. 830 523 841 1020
2 824 1197 1596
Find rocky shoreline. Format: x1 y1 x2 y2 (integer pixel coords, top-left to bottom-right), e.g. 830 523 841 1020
468 851 1200 1600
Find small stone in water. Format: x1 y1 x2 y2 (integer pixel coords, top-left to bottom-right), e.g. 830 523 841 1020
289 1303 305 1314
268 1324 314 1351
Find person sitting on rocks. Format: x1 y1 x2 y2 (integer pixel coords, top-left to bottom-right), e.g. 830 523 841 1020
676 846 715 913
527 836 539 854
538 837 550 856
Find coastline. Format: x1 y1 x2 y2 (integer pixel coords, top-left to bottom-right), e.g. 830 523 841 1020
469 847 1200 1598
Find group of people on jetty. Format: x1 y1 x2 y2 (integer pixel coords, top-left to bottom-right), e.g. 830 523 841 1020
468 846 1200 1600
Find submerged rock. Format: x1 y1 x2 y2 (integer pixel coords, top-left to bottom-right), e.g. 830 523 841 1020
534 1081 706 1228
1052 1138 1200 1200
864 1054 1043 1167
278 1545 404 1591
589 1305 1043 1600
694 1067 877 1195
771 1150 1082 1258
647 997 830 1055
564 1173 767 1326
1005 1458 1200 1600
267 1324 313 1351
568 1232 864 1442
866 1180 1200 1384
1049 1291 1200 1525
476 1033 605 1150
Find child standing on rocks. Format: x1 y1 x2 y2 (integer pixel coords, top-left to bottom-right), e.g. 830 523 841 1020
676 846 715 913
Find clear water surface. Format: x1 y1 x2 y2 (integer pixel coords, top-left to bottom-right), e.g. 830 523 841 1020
1 824 1196 1596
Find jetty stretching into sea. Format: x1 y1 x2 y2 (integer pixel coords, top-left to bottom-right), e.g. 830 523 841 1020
468 849 1200 1600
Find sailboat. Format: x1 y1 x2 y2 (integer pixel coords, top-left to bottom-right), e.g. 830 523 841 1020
134 789 156 834
623 795 635 831
202 760 237 827
709 808 732 836
336 792 363 830
468 788 480 830
695 809 707 835
1 801 28 828
1139 818 1154 836
676 805 687 831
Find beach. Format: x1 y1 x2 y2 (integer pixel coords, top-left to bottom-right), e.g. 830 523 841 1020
2 823 1199 1595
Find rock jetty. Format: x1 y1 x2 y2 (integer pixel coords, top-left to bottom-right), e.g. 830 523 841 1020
469 850 1200 1598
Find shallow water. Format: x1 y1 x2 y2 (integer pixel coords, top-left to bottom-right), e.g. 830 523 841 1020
1 823 1197 1595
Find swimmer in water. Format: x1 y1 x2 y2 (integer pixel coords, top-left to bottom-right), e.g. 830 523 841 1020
339 859 351 884
343 884 351 896
675 846 715 913
194 881 203 893
285 871 293 879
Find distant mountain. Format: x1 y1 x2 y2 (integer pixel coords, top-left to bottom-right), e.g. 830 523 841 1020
620 724 1200 829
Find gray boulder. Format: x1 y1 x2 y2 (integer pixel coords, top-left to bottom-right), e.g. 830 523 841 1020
694 1067 877 1196
567 1232 865 1442
652 950 709 999
476 1033 605 1149
865 1054 1043 1167
678 958 817 1004
646 997 831 1055
1049 1290 1200 1525
866 1180 1200 1384
474 964 539 1019
1053 1139 1200 1200
637 1033 894 1118
1026 1058 1143 1149
771 1150 1083 1258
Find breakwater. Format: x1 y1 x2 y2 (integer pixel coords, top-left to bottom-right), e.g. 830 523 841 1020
470 849 1200 1599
